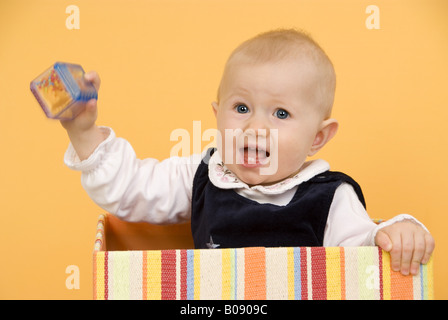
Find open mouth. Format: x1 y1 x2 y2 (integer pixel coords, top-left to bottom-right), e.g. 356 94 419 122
240 145 270 167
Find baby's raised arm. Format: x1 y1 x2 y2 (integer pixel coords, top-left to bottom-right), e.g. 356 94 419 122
61 71 200 224
60 71 107 160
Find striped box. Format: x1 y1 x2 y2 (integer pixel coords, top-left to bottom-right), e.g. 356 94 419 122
93 214 433 300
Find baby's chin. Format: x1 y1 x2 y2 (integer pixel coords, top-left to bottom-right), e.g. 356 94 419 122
228 165 286 187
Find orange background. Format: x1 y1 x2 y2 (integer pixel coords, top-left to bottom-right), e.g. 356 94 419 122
0 0 447 299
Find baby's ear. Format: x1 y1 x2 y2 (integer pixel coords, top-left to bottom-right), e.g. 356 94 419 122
308 119 338 156
211 101 219 117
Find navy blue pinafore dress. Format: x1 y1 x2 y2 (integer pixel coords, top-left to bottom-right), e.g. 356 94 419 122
191 149 366 249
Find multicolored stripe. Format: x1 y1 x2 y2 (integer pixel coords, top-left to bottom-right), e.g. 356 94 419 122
93 215 433 300
93 246 433 300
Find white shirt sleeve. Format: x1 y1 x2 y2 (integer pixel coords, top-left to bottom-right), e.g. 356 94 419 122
324 182 428 247
64 127 201 225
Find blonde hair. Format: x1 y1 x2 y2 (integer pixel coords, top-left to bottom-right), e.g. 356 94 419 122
217 29 336 118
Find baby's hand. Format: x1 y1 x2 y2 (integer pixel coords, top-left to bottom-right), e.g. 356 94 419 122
60 71 105 161
375 220 435 276
60 71 101 134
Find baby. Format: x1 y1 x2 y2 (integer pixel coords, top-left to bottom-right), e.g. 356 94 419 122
62 29 434 276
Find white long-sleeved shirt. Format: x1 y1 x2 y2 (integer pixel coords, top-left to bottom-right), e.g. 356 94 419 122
64 127 425 247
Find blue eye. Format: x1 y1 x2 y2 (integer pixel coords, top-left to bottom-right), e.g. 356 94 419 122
236 104 249 113
275 109 289 119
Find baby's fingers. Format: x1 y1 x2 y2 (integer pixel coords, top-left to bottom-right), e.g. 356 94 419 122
399 232 419 276
375 220 435 276
422 233 435 264
394 231 434 276
409 233 427 275
375 230 404 273
388 232 404 274
84 71 101 91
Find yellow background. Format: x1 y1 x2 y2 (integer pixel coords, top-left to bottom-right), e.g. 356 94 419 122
0 0 447 299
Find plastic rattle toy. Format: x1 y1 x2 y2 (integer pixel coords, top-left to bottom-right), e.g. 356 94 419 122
30 62 97 120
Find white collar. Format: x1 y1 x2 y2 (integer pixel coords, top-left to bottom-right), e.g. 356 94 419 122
208 151 330 195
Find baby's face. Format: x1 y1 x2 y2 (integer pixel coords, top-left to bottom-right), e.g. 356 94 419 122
213 59 327 186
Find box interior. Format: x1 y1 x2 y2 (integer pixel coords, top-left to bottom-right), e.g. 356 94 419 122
104 214 194 251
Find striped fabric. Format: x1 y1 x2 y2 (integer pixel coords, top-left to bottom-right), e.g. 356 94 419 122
93 215 433 300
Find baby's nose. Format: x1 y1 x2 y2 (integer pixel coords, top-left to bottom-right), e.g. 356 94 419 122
245 115 270 133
